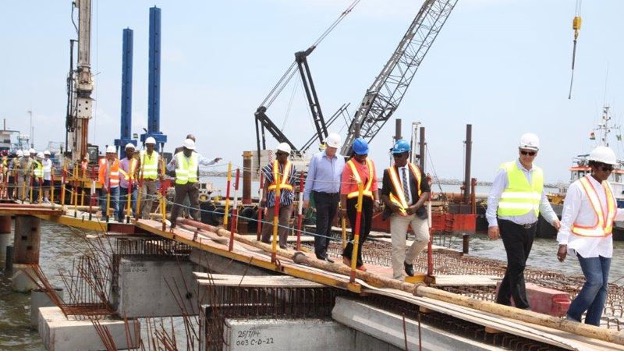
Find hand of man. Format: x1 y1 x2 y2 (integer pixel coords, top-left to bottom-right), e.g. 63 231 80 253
552 219 561 231
487 226 500 240
557 244 567 262
373 200 381 212
303 200 310 209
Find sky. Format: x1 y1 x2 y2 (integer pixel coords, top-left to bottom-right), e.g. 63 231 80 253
1 0 624 186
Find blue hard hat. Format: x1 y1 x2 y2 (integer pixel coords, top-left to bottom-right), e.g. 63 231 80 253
392 139 410 154
352 138 369 155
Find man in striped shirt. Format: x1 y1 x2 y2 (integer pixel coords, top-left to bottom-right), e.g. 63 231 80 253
260 143 297 249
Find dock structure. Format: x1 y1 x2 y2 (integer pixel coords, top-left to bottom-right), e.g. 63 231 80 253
1 201 624 350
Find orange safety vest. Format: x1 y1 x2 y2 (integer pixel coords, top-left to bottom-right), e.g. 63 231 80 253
346 158 374 199
571 176 616 237
98 158 120 188
267 160 293 192
387 163 422 211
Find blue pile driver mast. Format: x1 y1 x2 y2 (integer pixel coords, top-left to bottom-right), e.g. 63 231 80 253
114 28 137 151
140 6 167 152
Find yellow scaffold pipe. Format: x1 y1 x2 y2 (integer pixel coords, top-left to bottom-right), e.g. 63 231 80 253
271 171 282 263
348 181 364 283
223 162 232 227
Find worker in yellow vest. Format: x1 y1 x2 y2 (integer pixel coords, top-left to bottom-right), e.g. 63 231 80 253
380 139 430 280
260 143 297 249
32 152 44 203
139 137 162 219
166 138 200 229
557 146 624 326
486 133 560 310
339 138 380 271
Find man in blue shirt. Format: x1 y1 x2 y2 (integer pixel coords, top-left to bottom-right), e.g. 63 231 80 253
303 132 345 262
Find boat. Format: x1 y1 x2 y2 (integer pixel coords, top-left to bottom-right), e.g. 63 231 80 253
541 105 624 240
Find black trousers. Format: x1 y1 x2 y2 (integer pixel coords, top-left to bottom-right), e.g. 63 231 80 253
170 183 199 225
312 191 339 259
342 196 373 267
497 219 536 309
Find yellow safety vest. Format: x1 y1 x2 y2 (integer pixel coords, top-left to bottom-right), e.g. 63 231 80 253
33 160 43 178
267 160 293 192
140 150 159 180
175 152 198 185
571 176 616 237
497 162 543 217
387 163 422 210
346 158 374 199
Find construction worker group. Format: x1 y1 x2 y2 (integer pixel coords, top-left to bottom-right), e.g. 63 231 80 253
0 148 53 203
264 133 430 279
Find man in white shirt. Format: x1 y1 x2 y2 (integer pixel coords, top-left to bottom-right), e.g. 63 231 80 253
557 146 624 326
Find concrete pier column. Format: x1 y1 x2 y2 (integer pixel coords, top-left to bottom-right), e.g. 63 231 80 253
12 216 41 292
0 215 12 263
31 287 64 328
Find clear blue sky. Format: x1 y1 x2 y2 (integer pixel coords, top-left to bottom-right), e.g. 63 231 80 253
1 0 623 185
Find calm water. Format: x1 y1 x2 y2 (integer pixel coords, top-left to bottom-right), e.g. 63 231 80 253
1 221 622 350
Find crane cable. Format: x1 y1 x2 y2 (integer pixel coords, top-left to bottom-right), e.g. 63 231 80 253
568 0 582 100
260 0 361 109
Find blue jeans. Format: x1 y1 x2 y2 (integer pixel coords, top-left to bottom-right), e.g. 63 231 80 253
567 254 611 326
118 186 138 221
100 187 120 219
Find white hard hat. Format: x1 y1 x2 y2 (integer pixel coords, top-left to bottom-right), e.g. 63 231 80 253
145 137 156 145
106 145 116 154
325 132 342 148
125 143 135 150
22 149 29 156
44 150 50 155
276 142 291 154
183 138 195 150
29 148 36 154
16 150 23 157
36 152 44 159
589 146 617 165
519 133 539 151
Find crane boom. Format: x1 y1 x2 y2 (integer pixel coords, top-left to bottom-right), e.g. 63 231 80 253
341 0 458 155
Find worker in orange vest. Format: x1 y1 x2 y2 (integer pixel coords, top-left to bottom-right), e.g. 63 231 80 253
340 138 380 271
98 145 121 220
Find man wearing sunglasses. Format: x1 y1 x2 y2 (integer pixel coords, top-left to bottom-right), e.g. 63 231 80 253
486 133 560 310
557 146 624 326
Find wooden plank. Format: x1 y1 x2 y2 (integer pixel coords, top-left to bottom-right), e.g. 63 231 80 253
431 275 498 287
194 273 324 288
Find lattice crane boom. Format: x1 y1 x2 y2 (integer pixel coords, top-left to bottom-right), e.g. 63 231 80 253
341 0 458 155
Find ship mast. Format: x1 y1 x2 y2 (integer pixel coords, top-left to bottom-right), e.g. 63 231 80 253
592 106 619 147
